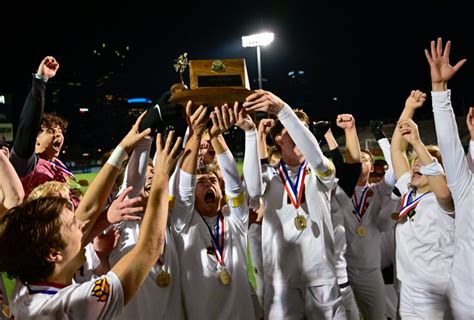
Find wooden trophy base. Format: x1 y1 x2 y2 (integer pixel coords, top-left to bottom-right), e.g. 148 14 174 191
169 87 254 108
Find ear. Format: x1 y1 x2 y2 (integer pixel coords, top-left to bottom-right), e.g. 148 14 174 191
46 248 63 264
369 163 374 173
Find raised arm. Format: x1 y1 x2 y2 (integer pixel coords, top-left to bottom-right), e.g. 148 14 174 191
336 114 360 164
399 119 454 212
235 105 262 198
425 38 469 187
257 118 274 161
243 90 333 175
390 90 427 180
111 132 182 305
466 107 474 172
76 112 151 244
10 57 59 176
0 148 24 217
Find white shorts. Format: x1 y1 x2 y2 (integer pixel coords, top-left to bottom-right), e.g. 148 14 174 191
264 283 346 320
399 281 449 320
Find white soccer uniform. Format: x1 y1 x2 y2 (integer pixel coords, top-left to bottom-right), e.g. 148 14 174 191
468 140 474 173
394 171 455 318
10 272 123 319
343 180 393 319
108 137 184 320
330 184 360 320
171 150 255 320
260 104 345 319
432 90 474 318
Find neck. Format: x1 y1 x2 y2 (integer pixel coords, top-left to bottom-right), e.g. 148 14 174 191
46 268 74 287
356 174 369 186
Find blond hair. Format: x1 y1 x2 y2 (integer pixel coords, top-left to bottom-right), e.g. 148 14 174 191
28 181 70 201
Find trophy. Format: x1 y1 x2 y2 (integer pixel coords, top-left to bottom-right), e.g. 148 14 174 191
168 53 254 108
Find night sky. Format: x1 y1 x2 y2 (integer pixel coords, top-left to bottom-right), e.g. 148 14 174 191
1 1 472 127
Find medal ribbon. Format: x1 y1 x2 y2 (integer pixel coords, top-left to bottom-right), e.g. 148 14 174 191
398 189 430 219
278 159 308 209
28 281 66 295
351 186 370 221
49 158 76 180
202 213 225 266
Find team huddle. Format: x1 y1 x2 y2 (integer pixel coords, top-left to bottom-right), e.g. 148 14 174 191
0 37 472 319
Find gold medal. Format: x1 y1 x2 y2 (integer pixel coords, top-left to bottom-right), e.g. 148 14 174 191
294 215 307 231
156 271 171 287
219 268 231 285
2 305 10 318
391 212 400 221
356 225 366 237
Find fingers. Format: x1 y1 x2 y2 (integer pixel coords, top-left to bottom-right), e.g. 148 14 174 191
186 101 193 118
424 49 434 64
170 137 184 159
135 110 149 127
116 186 133 201
436 37 443 57
156 133 163 152
164 131 175 153
453 59 467 72
430 40 437 59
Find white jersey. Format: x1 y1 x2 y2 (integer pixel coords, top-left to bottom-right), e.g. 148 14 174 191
10 272 123 319
394 172 455 293
432 90 474 314
262 163 337 287
343 181 393 268
171 163 255 319
108 220 184 320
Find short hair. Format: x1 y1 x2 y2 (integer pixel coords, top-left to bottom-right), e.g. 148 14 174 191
39 113 68 133
360 148 374 164
196 164 219 177
267 145 281 162
28 181 70 201
269 109 310 147
0 197 69 284
426 145 443 167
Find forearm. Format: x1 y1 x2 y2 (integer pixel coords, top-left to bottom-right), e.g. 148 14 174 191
343 127 361 164
432 90 470 185
324 130 338 151
0 154 25 213
378 138 396 186
12 77 46 159
243 129 262 198
278 104 332 173
181 135 200 175
258 132 268 160
119 137 153 198
210 134 228 155
217 149 242 196
390 125 410 180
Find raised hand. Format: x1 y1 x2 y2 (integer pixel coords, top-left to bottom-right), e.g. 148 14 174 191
234 102 256 131
258 118 274 136
154 131 183 177
424 38 467 89
185 102 209 137
243 89 286 114
93 227 121 260
467 107 474 140
209 104 237 138
405 90 427 110
336 114 355 130
37 56 59 79
119 111 152 154
398 119 422 146
107 186 144 224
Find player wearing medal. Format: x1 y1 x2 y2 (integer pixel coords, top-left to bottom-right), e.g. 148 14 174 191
243 90 345 319
341 133 396 317
171 103 256 319
391 88 455 318
424 37 473 318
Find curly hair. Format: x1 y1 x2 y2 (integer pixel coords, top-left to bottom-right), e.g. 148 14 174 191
39 113 68 133
0 197 68 284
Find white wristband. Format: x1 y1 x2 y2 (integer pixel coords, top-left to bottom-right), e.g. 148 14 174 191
107 146 127 169
419 157 444 176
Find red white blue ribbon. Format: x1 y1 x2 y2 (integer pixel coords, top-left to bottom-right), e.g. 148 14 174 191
352 186 370 221
398 189 429 219
278 159 308 209
201 213 225 266
49 157 75 180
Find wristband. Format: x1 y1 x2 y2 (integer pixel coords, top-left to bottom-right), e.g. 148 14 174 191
34 73 48 83
106 146 127 169
419 157 444 176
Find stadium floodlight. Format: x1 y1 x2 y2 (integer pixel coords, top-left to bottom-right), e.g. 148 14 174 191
241 32 274 89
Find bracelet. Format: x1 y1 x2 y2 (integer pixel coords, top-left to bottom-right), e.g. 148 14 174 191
106 146 127 169
34 73 48 83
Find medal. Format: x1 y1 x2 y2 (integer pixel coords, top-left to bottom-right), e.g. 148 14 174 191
391 212 400 221
352 186 370 222
278 160 309 231
2 305 10 319
294 215 307 231
219 268 232 285
356 225 366 237
156 271 171 287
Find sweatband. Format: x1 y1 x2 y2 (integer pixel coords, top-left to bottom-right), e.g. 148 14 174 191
419 157 444 176
107 146 127 169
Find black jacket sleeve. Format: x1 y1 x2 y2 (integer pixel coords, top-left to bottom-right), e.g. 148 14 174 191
328 147 362 198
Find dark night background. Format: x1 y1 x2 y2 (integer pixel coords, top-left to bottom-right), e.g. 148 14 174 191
0 1 472 166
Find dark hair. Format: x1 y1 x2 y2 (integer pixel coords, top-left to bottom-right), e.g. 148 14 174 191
39 113 69 134
360 148 374 164
196 164 218 177
0 197 68 284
